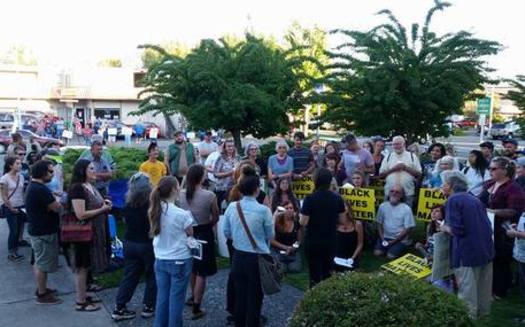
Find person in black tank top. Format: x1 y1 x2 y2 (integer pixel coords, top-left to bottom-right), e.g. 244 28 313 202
270 201 303 273
334 202 364 272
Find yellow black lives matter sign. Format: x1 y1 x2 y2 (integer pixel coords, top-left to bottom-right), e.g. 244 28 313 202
291 176 315 199
381 254 431 279
416 188 447 222
339 186 376 221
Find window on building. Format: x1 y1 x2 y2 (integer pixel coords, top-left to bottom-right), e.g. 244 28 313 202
133 72 145 87
94 108 120 120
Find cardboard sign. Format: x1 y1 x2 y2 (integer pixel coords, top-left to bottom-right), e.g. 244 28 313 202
62 130 73 139
291 176 314 199
416 188 447 222
339 186 376 221
149 128 159 139
368 177 386 207
108 128 118 136
122 127 133 136
381 254 431 279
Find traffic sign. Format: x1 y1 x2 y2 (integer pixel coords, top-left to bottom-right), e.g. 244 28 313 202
477 97 491 115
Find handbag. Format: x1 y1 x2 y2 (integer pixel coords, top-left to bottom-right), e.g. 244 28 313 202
60 211 93 243
236 201 282 295
0 174 21 219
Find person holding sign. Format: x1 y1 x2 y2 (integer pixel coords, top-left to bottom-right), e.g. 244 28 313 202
439 171 494 319
374 186 416 259
379 136 421 208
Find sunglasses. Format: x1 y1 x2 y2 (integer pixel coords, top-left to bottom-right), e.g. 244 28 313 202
17 153 26 156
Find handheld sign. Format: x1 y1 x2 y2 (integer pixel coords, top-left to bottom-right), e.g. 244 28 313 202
291 176 314 200
62 130 73 139
122 127 133 136
108 128 118 136
339 186 376 221
149 127 159 139
416 188 447 222
381 253 431 279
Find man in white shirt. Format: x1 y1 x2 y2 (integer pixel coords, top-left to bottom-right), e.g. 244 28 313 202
198 132 218 165
379 136 422 208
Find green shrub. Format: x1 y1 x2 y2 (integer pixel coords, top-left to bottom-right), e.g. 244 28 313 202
290 272 473 327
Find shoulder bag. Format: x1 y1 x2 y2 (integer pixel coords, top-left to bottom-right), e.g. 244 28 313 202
60 186 93 243
236 201 282 295
0 174 21 219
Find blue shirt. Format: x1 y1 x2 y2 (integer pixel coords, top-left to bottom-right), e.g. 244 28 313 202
267 154 294 178
223 196 274 254
445 192 494 268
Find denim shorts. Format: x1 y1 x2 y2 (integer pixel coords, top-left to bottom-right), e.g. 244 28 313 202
31 233 59 273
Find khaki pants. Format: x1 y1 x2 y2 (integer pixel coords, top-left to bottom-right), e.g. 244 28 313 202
454 262 493 318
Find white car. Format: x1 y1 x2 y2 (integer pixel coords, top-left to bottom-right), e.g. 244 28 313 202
489 121 521 140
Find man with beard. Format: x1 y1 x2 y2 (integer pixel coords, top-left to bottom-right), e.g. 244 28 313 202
165 131 198 184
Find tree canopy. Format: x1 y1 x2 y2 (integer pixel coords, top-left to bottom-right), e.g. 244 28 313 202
320 0 501 142
133 34 309 148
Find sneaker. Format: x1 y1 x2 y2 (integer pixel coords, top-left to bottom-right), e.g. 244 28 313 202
34 288 58 297
141 305 155 318
7 254 24 262
111 307 136 321
191 309 206 320
36 292 62 305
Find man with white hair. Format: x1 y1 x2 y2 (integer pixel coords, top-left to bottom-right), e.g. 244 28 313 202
379 136 422 207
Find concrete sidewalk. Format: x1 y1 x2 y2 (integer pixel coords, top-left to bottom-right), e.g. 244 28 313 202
0 219 114 327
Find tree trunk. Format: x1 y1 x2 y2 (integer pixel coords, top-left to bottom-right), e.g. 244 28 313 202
163 112 177 137
231 129 242 152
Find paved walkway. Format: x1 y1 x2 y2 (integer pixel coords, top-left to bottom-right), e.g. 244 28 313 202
0 219 303 326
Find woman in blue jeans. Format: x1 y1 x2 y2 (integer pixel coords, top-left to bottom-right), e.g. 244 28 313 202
149 176 194 327
1 156 27 262
111 173 157 321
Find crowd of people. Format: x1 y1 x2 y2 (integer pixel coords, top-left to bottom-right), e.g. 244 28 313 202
3 127 525 326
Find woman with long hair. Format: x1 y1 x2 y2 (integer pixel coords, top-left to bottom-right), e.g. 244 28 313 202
334 202 364 272
223 166 274 326
371 138 385 176
229 160 270 206
1 156 27 262
213 139 240 211
149 176 194 327
111 173 157 321
67 159 112 312
270 201 303 273
270 177 300 213
300 168 346 287
178 164 219 320
462 150 490 191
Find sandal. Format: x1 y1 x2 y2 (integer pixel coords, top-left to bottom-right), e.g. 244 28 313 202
87 284 104 292
75 301 101 312
86 296 102 304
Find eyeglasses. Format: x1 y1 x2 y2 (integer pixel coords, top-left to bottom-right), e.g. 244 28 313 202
17 153 26 156
249 148 257 151
390 190 402 194
277 146 287 149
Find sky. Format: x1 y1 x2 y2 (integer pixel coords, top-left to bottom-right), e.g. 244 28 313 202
1 0 524 78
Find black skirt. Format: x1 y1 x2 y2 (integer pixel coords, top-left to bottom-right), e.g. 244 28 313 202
65 242 91 271
193 223 217 277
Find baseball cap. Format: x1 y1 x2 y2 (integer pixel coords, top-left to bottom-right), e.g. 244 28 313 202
502 138 518 146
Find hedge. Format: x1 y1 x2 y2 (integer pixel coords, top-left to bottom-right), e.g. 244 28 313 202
290 272 473 327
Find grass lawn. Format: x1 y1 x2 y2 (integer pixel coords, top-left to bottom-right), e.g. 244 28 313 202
97 220 522 326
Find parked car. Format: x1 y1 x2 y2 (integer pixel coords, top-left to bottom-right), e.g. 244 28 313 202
456 118 478 128
489 121 522 140
0 129 64 153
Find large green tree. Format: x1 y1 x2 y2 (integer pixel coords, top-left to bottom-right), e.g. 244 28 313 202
505 75 525 134
320 0 501 142
133 34 307 148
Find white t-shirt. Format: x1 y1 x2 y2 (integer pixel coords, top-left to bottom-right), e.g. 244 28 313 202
205 151 221 182
0 173 25 207
375 201 416 244
379 151 422 196
462 166 490 191
153 202 194 260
